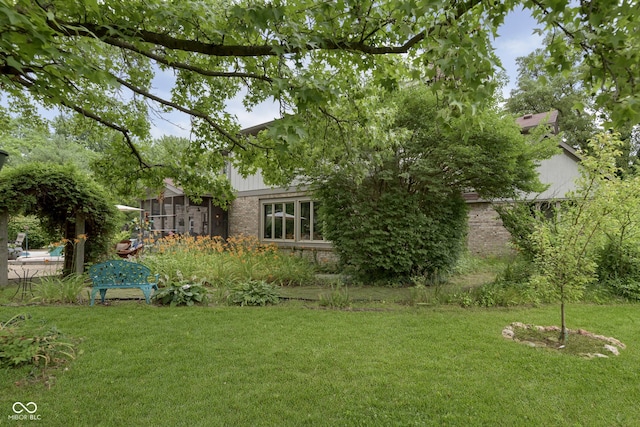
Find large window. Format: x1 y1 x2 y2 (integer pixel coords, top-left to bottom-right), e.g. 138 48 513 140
262 199 325 243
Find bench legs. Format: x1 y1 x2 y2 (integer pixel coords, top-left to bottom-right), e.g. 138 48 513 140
90 288 108 306
140 285 157 304
90 286 157 306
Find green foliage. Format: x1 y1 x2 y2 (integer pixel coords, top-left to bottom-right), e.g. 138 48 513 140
596 241 640 300
313 86 548 284
495 202 546 260
494 133 640 341
111 230 133 247
0 313 76 369
228 280 280 306
152 272 209 307
505 35 597 150
32 274 87 304
1 1 639 196
407 282 453 306
0 163 119 270
8 214 58 249
318 173 468 284
318 282 351 309
144 235 315 286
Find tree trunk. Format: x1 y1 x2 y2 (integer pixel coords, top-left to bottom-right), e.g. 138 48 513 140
0 211 8 286
560 296 568 345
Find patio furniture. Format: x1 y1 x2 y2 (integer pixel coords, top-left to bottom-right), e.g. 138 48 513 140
89 259 158 306
115 239 144 258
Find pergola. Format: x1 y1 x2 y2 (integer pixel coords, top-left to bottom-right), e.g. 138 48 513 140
0 164 116 286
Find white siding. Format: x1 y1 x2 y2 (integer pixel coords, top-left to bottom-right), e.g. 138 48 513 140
532 150 580 200
227 165 305 194
229 167 271 192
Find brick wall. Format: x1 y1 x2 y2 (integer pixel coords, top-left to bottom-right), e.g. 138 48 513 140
230 194 514 258
466 202 513 256
228 194 260 237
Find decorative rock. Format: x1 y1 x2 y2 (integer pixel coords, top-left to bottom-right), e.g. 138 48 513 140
502 322 625 358
502 328 515 339
604 344 620 356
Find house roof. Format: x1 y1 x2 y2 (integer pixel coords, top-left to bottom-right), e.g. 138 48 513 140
515 110 559 134
240 120 274 136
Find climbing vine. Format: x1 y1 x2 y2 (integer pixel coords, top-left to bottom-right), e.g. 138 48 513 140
0 163 118 273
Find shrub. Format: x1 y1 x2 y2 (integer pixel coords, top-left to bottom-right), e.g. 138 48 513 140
228 280 280 306
152 272 209 307
0 313 76 369
597 241 640 300
8 215 59 249
316 174 468 284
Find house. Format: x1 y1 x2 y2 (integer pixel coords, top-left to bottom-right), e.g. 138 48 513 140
144 110 581 257
465 110 580 254
140 178 228 239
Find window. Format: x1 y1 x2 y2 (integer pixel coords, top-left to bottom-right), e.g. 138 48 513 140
262 199 325 243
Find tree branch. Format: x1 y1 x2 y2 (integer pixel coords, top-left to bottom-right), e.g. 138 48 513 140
102 37 274 82
59 100 154 171
55 19 429 56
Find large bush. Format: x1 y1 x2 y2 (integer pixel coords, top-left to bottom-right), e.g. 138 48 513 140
307 86 548 285
317 173 468 284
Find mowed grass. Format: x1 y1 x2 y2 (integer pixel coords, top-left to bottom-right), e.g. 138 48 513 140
1 303 640 426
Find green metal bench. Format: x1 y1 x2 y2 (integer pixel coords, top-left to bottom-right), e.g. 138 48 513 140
89 260 159 306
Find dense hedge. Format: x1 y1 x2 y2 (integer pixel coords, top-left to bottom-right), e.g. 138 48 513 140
316 173 468 284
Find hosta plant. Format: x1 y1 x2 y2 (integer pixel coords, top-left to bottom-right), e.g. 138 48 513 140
152 271 209 307
228 280 280 306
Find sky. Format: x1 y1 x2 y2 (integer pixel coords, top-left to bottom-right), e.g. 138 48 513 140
494 7 545 99
148 7 544 139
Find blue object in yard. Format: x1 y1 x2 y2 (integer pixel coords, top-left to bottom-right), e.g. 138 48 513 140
89 260 159 306
48 246 64 256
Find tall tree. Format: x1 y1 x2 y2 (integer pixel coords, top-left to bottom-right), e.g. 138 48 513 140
505 39 597 150
1 0 639 195
0 107 97 172
308 85 554 282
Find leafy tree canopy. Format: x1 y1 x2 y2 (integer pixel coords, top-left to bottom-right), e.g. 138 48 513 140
505 36 598 150
0 106 98 173
1 0 639 195
309 85 554 282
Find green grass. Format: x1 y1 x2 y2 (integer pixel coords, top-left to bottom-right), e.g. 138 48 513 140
1 303 639 426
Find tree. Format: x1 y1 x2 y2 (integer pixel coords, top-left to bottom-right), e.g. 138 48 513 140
505 35 640 172
501 132 640 343
1 0 639 195
505 39 597 150
310 86 552 282
0 107 99 172
0 163 119 276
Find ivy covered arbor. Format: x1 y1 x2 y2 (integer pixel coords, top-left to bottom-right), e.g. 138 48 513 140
0 164 118 285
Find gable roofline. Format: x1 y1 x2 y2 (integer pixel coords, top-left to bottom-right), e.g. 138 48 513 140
515 110 559 134
240 120 275 136
558 140 581 162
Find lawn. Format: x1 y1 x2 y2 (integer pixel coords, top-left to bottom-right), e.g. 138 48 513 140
1 302 639 426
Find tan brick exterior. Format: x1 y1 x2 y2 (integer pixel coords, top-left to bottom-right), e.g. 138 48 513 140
230 194 515 258
466 202 513 256
228 194 260 237
229 191 337 263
